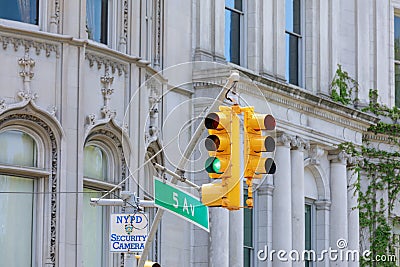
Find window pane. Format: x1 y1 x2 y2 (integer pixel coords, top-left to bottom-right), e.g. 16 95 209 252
86 0 108 44
0 175 33 266
395 16 400 61
225 9 241 65
84 145 108 180
286 0 301 34
0 130 37 167
83 189 104 267
305 204 312 266
395 64 400 107
286 33 299 85
225 0 242 11
0 0 38 24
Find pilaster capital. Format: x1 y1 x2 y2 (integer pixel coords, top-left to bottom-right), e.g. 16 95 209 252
290 136 309 151
276 132 292 147
257 183 275 196
315 200 331 211
328 150 348 165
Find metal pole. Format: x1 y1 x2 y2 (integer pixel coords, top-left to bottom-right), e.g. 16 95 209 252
137 71 240 267
153 163 201 191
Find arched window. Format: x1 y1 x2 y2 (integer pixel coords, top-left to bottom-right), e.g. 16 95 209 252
0 130 40 266
82 140 121 266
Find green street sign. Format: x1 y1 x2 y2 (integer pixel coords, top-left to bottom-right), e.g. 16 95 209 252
154 177 209 232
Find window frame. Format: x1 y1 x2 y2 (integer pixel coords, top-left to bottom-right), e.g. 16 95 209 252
304 199 316 267
82 140 122 267
225 0 245 66
285 0 304 86
0 127 50 266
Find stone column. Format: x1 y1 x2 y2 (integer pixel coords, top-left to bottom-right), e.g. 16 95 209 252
315 200 331 267
329 151 348 267
290 137 307 267
347 157 360 267
209 208 229 267
256 180 274 267
272 133 292 266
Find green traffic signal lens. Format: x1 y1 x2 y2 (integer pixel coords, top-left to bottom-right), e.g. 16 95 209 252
205 157 222 173
212 158 221 172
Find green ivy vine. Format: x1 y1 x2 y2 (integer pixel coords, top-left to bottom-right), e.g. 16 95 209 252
339 90 400 266
330 64 359 105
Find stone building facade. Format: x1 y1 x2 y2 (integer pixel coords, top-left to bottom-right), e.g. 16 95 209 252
0 0 399 267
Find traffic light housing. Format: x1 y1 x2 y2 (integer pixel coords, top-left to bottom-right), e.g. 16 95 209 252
201 106 241 210
243 107 276 208
243 107 276 178
135 255 161 267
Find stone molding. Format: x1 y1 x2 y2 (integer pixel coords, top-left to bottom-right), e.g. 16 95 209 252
328 150 349 165
85 51 127 76
315 200 331 211
276 132 292 147
290 136 310 151
0 34 60 57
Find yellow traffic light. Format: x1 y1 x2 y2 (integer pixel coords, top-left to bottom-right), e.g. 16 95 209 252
204 110 231 178
243 107 276 208
135 255 161 267
144 261 161 267
202 106 241 210
243 107 276 178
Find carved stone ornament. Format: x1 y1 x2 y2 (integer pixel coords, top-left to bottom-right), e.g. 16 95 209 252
328 150 349 165
49 0 61 33
85 52 127 76
309 145 325 165
0 35 60 57
100 73 116 119
17 53 38 102
276 133 292 147
290 136 309 151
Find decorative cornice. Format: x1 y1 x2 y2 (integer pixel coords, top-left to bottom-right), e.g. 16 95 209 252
85 51 127 76
192 71 377 132
0 34 60 57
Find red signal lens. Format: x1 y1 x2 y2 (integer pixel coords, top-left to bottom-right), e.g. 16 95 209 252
264 115 276 130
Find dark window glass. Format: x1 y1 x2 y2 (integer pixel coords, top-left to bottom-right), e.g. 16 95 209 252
225 0 242 65
86 0 108 44
395 64 400 107
0 0 39 25
305 204 312 267
243 190 253 267
286 0 301 86
395 16 400 61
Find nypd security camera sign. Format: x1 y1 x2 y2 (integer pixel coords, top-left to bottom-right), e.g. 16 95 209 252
109 213 148 252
